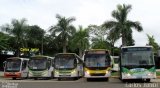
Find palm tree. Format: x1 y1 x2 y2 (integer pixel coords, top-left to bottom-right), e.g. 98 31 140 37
70 26 89 57
0 32 10 50
49 14 76 53
1 18 28 56
26 25 45 54
88 25 110 49
102 4 143 46
146 34 159 53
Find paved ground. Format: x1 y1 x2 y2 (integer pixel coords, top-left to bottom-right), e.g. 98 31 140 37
1 71 160 88
0 78 160 88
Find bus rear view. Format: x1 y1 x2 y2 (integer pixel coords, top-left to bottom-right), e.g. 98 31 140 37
120 46 156 82
83 49 112 81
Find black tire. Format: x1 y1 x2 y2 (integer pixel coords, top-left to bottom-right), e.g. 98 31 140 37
34 77 38 80
12 77 16 80
145 79 150 83
86 78 90 81
106 78 109 81
74 77 78 80
121 79 126 83
58 78 61 81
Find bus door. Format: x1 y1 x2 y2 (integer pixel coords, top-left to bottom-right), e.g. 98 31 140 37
21 60 28 77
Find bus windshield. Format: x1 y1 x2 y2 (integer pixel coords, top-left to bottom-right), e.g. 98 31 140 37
54 57 76 69
84 54 110 67
122 51 154 66
29 58 47 70
6 59 21 72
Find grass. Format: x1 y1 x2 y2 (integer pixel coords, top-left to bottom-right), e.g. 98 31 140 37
156 71 160 76
111 71 119 76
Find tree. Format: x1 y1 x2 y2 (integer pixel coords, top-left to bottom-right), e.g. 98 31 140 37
88 25 110 49
1 18 28 56
0 32 10 50
70 26 89 57
102 4 143 46
146 34 159 53
49 14 76 53
26 25 45 54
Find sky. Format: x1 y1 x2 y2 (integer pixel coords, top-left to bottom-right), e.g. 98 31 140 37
0 0 160 47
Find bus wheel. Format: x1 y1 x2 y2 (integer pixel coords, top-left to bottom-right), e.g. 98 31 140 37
58 78 61 81
12 77 16 80
121 79 126 83
34 78 38 80
74 77 78 80
106 78 109 81
145 79 150 83
86 78 91 81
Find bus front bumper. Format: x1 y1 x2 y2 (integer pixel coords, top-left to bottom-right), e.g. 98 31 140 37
84 71 111 78
4 72 21 78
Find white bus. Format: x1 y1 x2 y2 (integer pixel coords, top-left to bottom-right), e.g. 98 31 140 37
28 55 54 80
3 57 29 80
54 53 83 81
120 46 156 82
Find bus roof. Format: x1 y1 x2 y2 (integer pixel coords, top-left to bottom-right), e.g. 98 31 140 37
56 53 77 55
7 57 29 60
31 55 53 58
85 49 109 51
121 46 152 49
55 53 80 57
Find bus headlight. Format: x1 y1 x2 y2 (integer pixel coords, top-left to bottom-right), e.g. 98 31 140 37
86 71 90 74
106 71 108 74
126 73 131 77
55 70 59 74
71 70 76 74
148 73 154 76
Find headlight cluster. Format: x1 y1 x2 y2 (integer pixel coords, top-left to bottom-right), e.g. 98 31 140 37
123 73 131 77
147 73 154 76
71 70 76 74
86 71 90 74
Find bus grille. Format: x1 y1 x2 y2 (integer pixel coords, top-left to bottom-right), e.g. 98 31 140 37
90 73 106 76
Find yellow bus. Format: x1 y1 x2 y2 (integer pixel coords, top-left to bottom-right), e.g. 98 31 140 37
83 49 113 81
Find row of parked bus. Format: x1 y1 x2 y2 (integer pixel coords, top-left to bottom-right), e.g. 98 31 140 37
3 49 112 81
3 46 157 82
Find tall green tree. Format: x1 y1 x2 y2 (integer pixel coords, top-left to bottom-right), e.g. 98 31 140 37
146 34 159 53
102 4 143 46
0 32 10 50
27 25 45 54
88 25 110 49
70 26 89 57
1 18 28 56
49 14 76 53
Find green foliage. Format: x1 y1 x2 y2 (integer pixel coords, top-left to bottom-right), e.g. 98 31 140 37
87 25 110 49
102 4 143 46
1 18 28 56
49 14 76 53
69 26 89 57
0 32 10 50
146 34 159 53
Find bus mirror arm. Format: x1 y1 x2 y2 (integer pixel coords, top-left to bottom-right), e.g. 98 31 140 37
3 61 6 68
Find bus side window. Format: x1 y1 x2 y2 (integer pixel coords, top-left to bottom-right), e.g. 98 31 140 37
22 61 27 70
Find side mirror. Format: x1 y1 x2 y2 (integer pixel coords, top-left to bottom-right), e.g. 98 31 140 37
3 61 6 68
